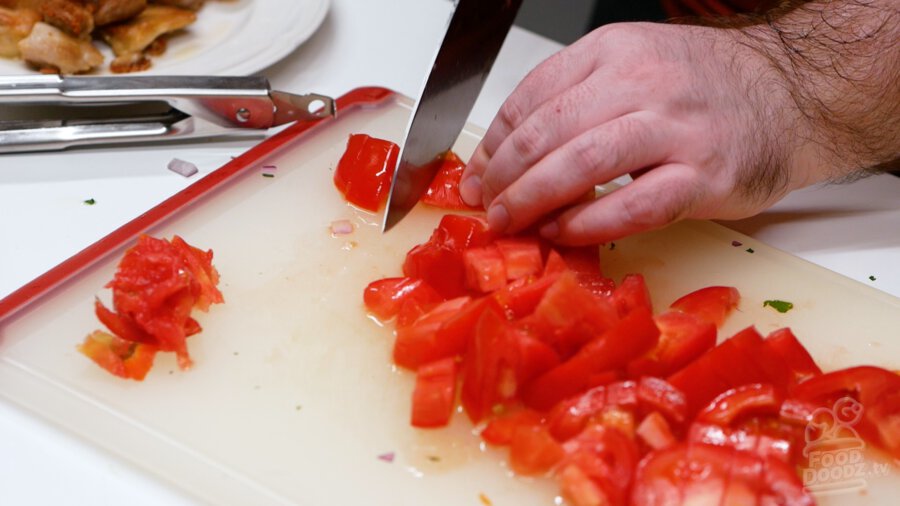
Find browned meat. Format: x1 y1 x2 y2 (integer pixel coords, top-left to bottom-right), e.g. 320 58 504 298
93 0 145 26
150 0 202 11
101 4 193 57
38 0 94 37
18 20 102 72
0 6 39 57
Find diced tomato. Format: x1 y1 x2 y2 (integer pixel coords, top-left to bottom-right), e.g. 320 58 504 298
411 358 458 428
529 271 620 358
78 330 158 381
687 422 796 464
103 235 223 370
94 298 154 344
433 214 495 250
393 296 494 370
792 366 900 458
480 409 544 446
556 463 609 506
631 443 814 506
460 310 562 422
494 237 543 281
764 328 822 387
402 240 466 299
463 246 507 293
523 307 659 411
669 286 740 328
668 326 781 417
635 377 688 426
363 277 443 321
547 384 616 442
627 310 717 378
421 151 483 210
509 424 565 476
493 273 560 320
636 412 676 451
610 274 652 317
333 133 399 212
461 307 519 421
697 383 782 427
561 425 640 505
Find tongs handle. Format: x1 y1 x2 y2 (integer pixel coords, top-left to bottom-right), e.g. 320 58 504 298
0 75 271 103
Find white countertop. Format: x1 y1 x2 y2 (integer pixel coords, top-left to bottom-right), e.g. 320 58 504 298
1 0 898 504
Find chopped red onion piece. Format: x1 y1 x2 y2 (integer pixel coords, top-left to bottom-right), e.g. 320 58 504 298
377 452 395 463
731 240 743 247
330 219 354 236
167 158 199 177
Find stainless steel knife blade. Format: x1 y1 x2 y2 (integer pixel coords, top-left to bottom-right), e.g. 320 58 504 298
382 0 524 232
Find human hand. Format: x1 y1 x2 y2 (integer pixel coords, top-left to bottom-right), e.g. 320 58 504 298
458 22 823 245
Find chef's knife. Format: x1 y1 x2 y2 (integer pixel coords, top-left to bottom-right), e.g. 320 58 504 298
382 0 524 232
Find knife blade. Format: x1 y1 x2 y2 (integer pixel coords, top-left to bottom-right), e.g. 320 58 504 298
382 0 524 232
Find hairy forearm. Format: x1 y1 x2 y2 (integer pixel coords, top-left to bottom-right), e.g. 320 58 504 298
741 0 900 179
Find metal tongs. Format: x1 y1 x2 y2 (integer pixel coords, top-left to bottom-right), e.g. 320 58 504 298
0 75 336 153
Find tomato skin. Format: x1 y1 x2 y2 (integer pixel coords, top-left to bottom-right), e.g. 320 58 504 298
411 358 458 428
78 330 158 381
764 328 822 387
493 273 559 320
460 306 517 422
363 277 443 321
669 286 740 327
561 425 641 505
523 307 659 412
631 443 814 506
635 377 688 426
627 310 716 379
434 214 494 250
421 152 483 210
393 296 495 370
333 133 399 212
402 241 466 299
610 274 652 317
792 365 900 457
697 383 782 427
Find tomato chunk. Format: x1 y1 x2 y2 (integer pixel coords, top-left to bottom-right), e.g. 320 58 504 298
669 286 740 327
764 328 822 387
411 358 458 428
509 424 564 476
494 237 544 281
610 273 652 317
523 307 659 411
463 246 507 293
78 330 158 381
421 151 483 210
333 133 399 212
480 409 544 446
697 383 782 427
363 277 443 321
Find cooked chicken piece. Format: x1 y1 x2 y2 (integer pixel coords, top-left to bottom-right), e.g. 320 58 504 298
18 20 102 73
37 0 94 37
150 0 203 11
0 6 39 57
93 0 144 26
101 4 194 57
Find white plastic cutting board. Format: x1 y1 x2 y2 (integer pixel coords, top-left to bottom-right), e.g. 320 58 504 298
1 92 897 505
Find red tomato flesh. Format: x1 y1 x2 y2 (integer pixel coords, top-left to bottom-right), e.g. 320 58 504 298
333 133 399 212
411 357 458 428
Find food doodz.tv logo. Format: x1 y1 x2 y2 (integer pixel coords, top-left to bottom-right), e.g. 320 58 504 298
802 397 891 495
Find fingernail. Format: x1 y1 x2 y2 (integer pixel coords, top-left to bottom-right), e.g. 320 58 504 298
540 221 559 239
459 175 482 207
487 204 510 232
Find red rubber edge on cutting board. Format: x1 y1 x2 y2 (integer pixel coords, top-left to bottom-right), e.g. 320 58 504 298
0 87 397 323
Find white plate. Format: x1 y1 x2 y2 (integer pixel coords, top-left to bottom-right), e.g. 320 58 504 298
0 0 330 76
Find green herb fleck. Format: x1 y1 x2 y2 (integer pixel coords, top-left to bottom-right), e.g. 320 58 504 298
295 405 303 411
83 198 96 205
763 300 794 313
746 248 755 254
427 455 440 462
262 173 275 178
869 275 876 281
